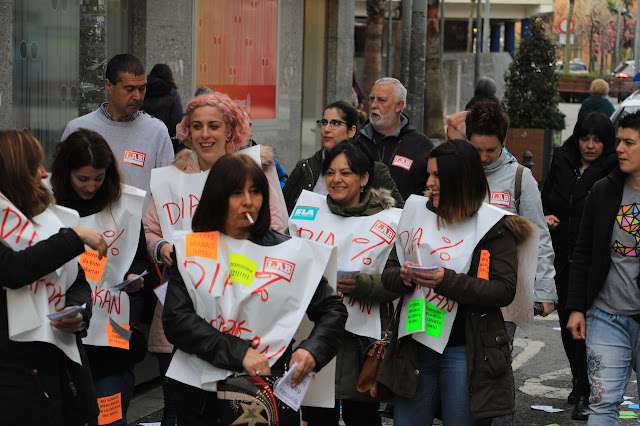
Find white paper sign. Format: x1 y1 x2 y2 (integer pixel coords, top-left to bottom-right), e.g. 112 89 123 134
274 362 312 411
500 226 538 333
150 145 276 243
0 192 82 363
76 185 146 347
396 195 505 354
289 190 401 339
166 230 337 397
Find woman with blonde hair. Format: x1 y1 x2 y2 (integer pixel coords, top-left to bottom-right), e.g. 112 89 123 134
578 78 614 120
0 130 107 425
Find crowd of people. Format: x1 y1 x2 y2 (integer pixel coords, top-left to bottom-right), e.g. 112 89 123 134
1 51 638 426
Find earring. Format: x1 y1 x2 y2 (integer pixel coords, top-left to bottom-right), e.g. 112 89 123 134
360 186 364 193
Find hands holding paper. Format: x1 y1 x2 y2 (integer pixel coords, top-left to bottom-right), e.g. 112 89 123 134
72 227 108 259
289 348 316 388
242 347 271 377
122 273 144 293
337 278 357 294
401 261 444 289
50 308 84 333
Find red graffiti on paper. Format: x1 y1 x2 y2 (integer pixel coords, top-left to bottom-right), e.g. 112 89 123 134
296 228 335 246
350 220 396 265
0 199 37 246
30 279 66 312
429 237 464 262
163 194 200 225
399 227 423 257
91 284 122 315
252 257 296 302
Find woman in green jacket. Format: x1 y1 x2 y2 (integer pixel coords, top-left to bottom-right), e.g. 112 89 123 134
299 140 402 426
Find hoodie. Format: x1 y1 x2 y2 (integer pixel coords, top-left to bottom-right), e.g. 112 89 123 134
484 147 557 303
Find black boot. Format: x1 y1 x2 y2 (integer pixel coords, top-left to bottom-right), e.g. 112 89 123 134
568 378 578 404
571 396 590 421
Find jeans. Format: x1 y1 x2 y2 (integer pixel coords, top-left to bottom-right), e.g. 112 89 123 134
585 306 640 425
156 352 177 426
393 344 478 425
89 368 135 426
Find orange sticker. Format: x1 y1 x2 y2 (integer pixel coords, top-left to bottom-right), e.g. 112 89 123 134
477 250 490 280
97 392 122 425
80 249 108 282
186 232 219 260
107 322 130 350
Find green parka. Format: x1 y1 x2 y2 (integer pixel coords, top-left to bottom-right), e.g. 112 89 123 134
326 187 402 402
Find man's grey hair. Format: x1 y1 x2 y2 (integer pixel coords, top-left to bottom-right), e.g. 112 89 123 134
374 77 407 106
194 85 213 97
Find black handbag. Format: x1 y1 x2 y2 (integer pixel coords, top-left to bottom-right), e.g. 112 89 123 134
60 338 100 425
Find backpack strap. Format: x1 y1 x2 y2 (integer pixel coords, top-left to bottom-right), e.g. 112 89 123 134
514 164 525 215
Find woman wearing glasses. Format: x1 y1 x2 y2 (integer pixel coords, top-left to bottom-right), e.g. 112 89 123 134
283 101 404 214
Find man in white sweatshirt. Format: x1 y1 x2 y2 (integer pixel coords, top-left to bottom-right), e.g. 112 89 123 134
466 102 557 425
62 54 175 209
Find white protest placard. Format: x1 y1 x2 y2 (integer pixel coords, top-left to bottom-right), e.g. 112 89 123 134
0 192 82 363
166 230 338 406
76 185 146 347
150 145 272 243
289 190 401 340
396 195 505 354
501 225 538 333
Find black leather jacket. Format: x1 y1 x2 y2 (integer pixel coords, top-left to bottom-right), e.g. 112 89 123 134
163 229 347 374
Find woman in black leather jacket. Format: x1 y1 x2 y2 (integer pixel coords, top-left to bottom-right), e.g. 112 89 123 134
541 112 618 420
163 153 347 425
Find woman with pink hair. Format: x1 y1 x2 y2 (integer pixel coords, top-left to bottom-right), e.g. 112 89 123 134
142 92 284 426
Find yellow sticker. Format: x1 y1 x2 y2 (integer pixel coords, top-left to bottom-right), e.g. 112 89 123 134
106 322 130 350
229 253 258 286
80 249 108 282
186 232 219 260
97 392 122 425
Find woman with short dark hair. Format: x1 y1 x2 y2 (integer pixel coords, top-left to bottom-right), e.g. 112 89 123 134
380 139 534 424
162 153 347 425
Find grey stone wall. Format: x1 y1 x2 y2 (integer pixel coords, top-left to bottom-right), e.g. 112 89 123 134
136 0 193 104
326 0 355 105
0 0 12 129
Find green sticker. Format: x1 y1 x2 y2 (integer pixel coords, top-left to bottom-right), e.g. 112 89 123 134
405 299 424 332
424 303 446 338
228 253 258 286
619 410 638 419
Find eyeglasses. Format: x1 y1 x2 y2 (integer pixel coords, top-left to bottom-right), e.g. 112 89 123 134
316 119 347 130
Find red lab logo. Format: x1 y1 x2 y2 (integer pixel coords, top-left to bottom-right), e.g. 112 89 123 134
262 257 295 282
122 149 146 167
391 155 413 171
490 191 512 207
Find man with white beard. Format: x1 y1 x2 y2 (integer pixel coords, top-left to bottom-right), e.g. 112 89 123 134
357 77 434 201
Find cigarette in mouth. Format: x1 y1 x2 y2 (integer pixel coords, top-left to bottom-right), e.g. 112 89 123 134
245 213 255 224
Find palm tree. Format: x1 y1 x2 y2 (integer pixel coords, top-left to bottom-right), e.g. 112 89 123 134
363 0 387 96
425 0 444 139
